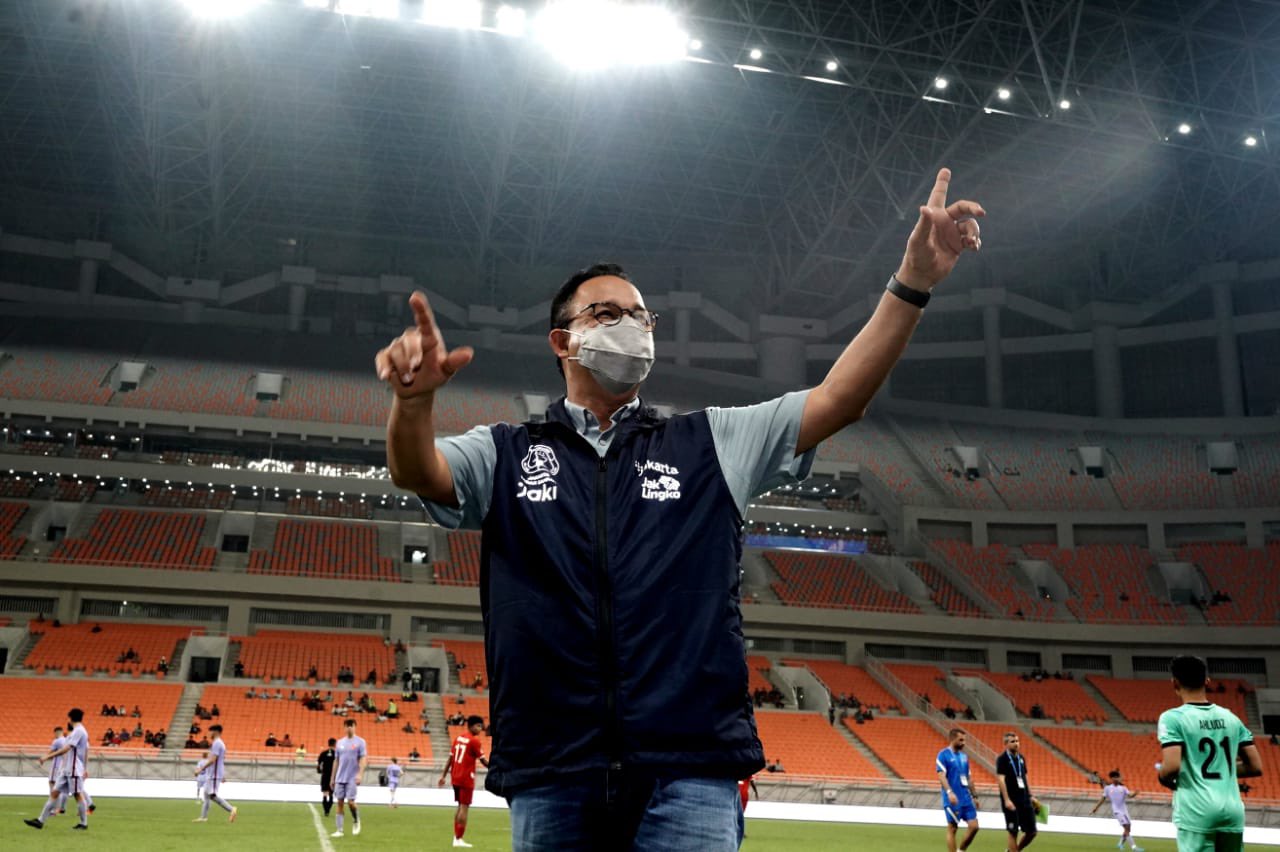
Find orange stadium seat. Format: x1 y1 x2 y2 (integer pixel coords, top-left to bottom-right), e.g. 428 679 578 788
909 560 987 617
444 696 491 742
754 711 885 781
844 717 996 789
893 416 1003 509
49 509 215 570
764 550 920 613
433 639 488 690
1022 543 1187 625
814 417 929 504
929 540 1057 620
1034 727 1171 801
190 685 432 763
1231 436 1280 508
25 621 198 676
0 475 37 499
0 348 115 406
1086 675 1251 724
247 518 401 582
1177 541 1280 625
1100 434 1218 511
883 663 964 713
437 531 481 586
0 500 30 559
0 678 183 750
789 660 901 713
286 496 374 520
961 723 1094 792
746 655 774 695
142 486 233 510
118 359 257 417
235 630 396 683
966 671 1107 723
951 422 1112 511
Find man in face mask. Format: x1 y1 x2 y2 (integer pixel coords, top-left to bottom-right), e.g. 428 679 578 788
378 168 983 851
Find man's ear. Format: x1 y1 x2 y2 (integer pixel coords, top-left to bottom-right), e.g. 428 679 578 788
548 328 573 361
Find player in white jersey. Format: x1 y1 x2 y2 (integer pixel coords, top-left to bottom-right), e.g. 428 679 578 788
195 725 238 823
331 717 368 837
194 751 212 800
1090 770 1142 851
386 757 403 808
47 727 65 808
26 708 90 831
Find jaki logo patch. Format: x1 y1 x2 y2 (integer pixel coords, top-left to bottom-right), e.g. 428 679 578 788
518 444 559 502
635 459 681 502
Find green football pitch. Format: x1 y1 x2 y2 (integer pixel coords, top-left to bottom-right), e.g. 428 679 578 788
0 795 1181 851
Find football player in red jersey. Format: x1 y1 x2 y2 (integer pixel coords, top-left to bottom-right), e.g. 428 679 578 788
438 716 489 848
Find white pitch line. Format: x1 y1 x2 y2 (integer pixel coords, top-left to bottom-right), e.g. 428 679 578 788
308 802 337 852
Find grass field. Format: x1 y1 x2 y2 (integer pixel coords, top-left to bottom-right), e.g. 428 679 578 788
0 795 1181 851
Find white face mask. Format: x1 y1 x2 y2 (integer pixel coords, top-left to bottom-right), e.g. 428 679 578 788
566 319 655 394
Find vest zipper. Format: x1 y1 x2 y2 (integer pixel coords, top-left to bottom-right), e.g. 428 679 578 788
594 455 621 766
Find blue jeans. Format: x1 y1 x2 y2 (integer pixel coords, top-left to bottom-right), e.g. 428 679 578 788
509 771 741 851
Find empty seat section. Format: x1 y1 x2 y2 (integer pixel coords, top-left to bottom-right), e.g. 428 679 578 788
0 500 29 559
434 639 488 690
929 540 1056 619
264 369 392 427
883 663 964 712
961 723 1093 792
910 560 987 617
1177 541 1280 625
55 478 97 502
764 551 920 613
952 422 1111 511
0 474 37 498
118 359 256 417
815 417 929 505
1231 436 1280 508
235 630 395 683
193 685 431 762
24 621 197 676
967 671 1107 723
1022 543 1186 625
286 496 373 520
0 347 115 405
0 678 183 750
845 717 996 788
437 531 481 586
754 711 885 780
746 655 774 695
142 486 233 510
49 509 215 570
1086 675 1250 723
791 660 901 713
1034 727 1170 799
247 519 400 582
1100 434 1218 510
893 416 1002 509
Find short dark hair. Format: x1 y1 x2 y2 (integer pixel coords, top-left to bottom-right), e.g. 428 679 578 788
67 708 83 723
1171 655 1208 689
345 718 356 727
549 263 632 376
54 726 63 733
466 715 485 728
1109 770 1121 779
949 728 965 739
328 738 337 746
209 724 223 733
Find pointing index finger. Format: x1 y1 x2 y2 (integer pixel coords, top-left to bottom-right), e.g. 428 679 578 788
927 167 952 209
409 291 435 334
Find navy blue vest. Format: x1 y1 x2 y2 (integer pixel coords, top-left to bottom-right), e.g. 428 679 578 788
479 399 764 794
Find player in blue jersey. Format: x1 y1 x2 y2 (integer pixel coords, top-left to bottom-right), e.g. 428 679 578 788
937 728 981 852
26 708 90 831
331 717 368 837
386 757 403 808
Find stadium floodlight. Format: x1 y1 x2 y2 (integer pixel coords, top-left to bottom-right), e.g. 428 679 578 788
1176 122 1192 135
1244 135 1258 147
749 47 763 60
689 38 702 51
534 1 688 70
495 4 527 36
311 0 399 18
182 0 261 19
996 86 1011 101
1058 98 1071 110
933 76 948 90
421 0 482 29
825 60 838 72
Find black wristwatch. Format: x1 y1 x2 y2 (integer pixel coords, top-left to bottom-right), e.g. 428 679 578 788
886 274 931 308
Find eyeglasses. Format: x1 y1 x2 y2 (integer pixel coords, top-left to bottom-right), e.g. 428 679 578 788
568 302 658 331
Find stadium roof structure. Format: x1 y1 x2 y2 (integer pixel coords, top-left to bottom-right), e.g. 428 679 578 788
1 0 1278 319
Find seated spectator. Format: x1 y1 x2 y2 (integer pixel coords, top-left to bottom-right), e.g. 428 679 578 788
281 734 293 748
288 689 298 701
386 699 398 719
190 722 201 735
419 722 431 734
185 736 200 749
245 687 255 699
265 732 278 747
366 668 378 685
234 661 245 677
273 689 283 700
198 736 210 749
131 705 142 718
101 727 115 745
118 704 127 716
420 706 431 720
101 703 112 717
472 673 484 690
395 639 406 653
132 722 143 738
119 730 131 743
1269 733 1278 746
344 692 355 708
295 744 306 758
211 703 220 717
308 664 319 680
944 707 957 720
90 623 102 633
153 731 166 748
964 706 976 721
408 747 421 762
402 722 416 734
144 730 155 746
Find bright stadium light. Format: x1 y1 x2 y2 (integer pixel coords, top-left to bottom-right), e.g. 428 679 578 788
534 1 688 70
1058 98 1072 110
996 86 1011 101
688 38 702 51
825 60 838 72
309 0 399 18
495 4 527 36
1176 122 1192 135
1244 134 1259 148
182 0 261 19
749 47 763 60
421 0 482 29
933 76 948 90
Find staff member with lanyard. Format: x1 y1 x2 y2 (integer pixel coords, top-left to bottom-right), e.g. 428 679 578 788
996 731 1039 851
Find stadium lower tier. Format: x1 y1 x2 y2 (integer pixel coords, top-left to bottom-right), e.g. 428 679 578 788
0 678 183 750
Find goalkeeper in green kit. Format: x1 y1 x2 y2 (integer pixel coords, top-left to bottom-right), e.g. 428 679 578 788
1156 656 1264 851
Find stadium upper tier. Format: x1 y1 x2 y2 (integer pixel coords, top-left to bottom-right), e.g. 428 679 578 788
234 630 396 683
3 328 1279 510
